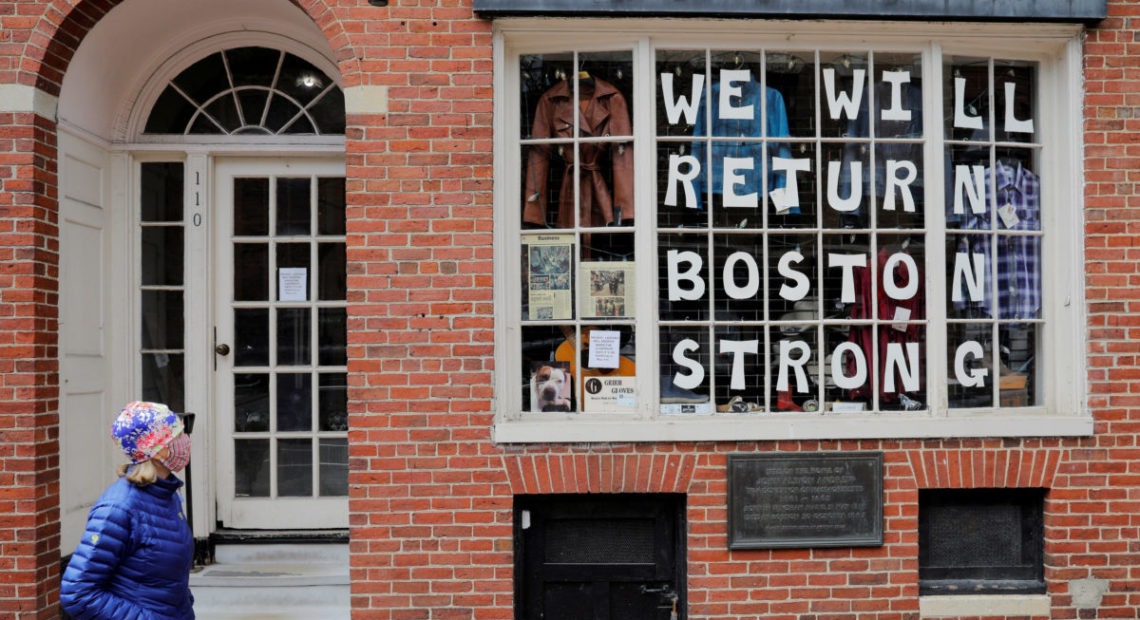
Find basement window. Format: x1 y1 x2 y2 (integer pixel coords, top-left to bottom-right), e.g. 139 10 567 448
918 488 1045 595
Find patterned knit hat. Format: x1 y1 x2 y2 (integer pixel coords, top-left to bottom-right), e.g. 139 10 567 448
111 401 184 463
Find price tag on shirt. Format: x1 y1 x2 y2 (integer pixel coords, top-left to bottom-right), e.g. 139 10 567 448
998 203 1020 228
891 306 911 331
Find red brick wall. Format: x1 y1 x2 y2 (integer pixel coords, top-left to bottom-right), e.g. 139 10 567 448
0 106 62 619
0 1 1137 619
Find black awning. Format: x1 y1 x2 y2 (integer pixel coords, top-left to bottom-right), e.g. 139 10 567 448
473 0 1106 24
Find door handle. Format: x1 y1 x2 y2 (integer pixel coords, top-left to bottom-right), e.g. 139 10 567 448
215 343 231 356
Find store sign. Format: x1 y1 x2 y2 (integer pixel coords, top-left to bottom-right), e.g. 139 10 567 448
660 68 1029 396
474 0 1106 23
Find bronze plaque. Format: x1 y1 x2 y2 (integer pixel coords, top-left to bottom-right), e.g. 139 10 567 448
727 452 883 549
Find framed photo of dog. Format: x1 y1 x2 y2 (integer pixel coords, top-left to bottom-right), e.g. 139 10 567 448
528 361 574 412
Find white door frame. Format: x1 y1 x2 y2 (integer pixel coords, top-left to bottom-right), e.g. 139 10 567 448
212 156 348 530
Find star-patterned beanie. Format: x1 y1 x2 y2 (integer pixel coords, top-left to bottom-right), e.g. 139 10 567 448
111 401 184 463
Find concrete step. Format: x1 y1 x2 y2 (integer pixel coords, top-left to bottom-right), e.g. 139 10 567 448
191 543 349 620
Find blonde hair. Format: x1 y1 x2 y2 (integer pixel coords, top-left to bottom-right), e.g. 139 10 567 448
116 460 160 486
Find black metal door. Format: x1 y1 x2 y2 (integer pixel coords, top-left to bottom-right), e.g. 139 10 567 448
515 494 684 620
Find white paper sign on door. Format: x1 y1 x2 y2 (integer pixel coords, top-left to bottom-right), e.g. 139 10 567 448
279 268 308 301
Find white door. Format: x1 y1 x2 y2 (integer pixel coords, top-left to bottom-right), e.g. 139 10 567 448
59 133 120 550
214 157 348 529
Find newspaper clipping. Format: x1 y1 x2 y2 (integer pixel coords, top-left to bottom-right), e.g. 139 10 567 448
580 261 635 319
524 234 573 320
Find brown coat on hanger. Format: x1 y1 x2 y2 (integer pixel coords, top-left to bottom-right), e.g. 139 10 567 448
523 76 634 229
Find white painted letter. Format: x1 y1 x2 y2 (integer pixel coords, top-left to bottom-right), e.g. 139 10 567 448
953 164 986 216
671 338 705 390
952 252 986 303
723 157 758 208
883 160 917 213
823 67 866 121
880 70 912 122
777 340 811 393
882 252 919 301
828 253 868 303
778 251 810 301
665 154 699 208
884 342 920 393
720 339 759 390
954 76 984 130
723 251 760 300
667 250 706 301
770 157 811 213
953 340 989 388
719 69 753 120
1003 81 1034 134
827 160 862 213
832 341 868 391
660 72 705 126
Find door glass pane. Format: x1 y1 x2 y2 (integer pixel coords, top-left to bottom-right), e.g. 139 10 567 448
278 439 313 497
141 162 184 222
319 438 348 496
235 439 270 497
277 243 310 301
235 373 270 432
277 373 312 432
318 243 346 301
317 178 346 235
277 308 311 366
234 309 269 366
277 178 311 235
142 353 184 412
318 309 346 366
234 243 269 301
142 228 184 285
141 290 184 349
234 178 269 236
319 373 347 431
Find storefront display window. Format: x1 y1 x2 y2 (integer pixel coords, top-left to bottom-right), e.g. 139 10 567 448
495 22 1088 442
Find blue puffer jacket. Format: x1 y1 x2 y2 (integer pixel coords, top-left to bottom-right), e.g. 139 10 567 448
61 473 194 619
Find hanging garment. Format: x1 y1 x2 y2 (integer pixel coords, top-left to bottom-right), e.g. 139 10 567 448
846 246 926 403
523 77 634 229
953 159 1041 320
692 79 792 210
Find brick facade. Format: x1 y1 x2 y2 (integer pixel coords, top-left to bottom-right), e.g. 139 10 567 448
0 1 1136 619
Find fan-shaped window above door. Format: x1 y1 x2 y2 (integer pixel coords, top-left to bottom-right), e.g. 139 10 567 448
144 46 345 135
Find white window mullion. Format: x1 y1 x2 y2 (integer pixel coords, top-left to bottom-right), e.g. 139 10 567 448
635 36 656 420
923 42 950 415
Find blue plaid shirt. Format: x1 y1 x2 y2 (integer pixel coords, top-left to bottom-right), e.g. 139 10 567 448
957 159 1041 320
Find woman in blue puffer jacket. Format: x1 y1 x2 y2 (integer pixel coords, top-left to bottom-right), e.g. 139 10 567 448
61 401 195 619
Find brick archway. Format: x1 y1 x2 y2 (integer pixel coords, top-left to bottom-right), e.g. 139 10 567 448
23 0 361 96
0 1 359 617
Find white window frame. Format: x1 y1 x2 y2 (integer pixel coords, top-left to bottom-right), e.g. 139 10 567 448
492 18 1091 443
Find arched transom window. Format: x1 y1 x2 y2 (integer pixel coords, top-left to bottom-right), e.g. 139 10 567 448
145 46 345 136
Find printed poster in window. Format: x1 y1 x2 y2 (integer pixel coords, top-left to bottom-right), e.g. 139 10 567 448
580 261 635 319
524 234 573 320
